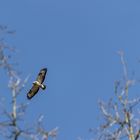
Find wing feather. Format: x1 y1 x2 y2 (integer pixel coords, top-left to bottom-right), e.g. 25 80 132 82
36 68 47 83
27 84 40 99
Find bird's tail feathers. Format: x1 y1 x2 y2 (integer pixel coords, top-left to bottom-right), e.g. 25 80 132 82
41 84 46 90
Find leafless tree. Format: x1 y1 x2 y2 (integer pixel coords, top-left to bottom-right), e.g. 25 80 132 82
0 25 58 140
89 51 140 140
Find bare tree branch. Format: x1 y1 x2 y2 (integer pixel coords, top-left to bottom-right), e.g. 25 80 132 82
90 51 140 140
0 26 58 140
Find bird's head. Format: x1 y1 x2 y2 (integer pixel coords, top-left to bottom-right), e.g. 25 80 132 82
33 81 41 86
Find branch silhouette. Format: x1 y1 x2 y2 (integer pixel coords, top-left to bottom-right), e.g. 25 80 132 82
0 26 58 140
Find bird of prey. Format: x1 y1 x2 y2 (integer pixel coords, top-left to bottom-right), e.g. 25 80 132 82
27 68 47 99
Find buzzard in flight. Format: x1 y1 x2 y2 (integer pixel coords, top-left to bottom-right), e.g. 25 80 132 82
27 68 47 99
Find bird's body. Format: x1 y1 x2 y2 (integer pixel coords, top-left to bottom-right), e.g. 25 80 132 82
27 68 47 99
33 81 46 90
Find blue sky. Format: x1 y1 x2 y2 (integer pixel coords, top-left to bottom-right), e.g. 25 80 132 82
0 0 140 139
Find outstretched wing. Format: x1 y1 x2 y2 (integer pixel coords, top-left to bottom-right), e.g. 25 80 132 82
36 68 47 84
27 84 40 99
